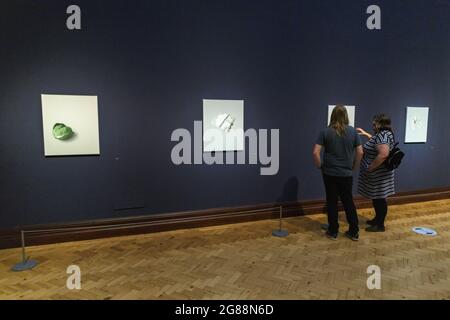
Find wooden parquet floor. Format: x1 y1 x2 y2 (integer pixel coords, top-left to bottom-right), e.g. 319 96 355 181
1 199 450 300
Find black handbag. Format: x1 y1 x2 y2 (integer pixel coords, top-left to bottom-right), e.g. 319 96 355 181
384 134 405 170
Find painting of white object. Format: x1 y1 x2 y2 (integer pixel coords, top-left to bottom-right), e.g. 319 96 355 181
203 99 244 152
328 105 356 127
405 107 429 143
214 113 235 132
41 94 100 156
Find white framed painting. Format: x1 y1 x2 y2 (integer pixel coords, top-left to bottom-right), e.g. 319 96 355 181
405 106 429 143
203 99 244 152
328 105 356 127
41 94 100 156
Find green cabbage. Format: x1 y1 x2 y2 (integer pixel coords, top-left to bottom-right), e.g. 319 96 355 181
52 123 74 140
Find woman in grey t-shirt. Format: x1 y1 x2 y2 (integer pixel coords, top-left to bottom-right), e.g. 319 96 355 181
313 105 363 240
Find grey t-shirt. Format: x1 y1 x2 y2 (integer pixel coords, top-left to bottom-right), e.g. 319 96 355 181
316 126 361 177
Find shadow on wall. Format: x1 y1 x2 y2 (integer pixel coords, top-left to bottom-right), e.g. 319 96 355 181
276 176 329 216
276 176 299 203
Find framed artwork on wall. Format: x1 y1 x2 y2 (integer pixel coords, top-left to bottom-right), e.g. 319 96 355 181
41 94 100 156
203 99 244 152
404 106 429 143
328 105 356 127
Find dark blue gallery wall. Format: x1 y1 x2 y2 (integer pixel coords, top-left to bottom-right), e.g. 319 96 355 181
0 0 448 228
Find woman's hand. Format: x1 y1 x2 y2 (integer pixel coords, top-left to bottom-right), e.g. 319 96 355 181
356 128 372 139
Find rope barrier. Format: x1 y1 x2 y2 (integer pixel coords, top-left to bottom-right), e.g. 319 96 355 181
11 205 287 272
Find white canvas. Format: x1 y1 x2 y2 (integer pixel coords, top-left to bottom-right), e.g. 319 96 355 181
405 106 429 143
41 94 100 156
203 99 244 152
328 105 356 127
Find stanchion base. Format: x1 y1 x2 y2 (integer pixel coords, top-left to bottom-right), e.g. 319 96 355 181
11 259 38 272
272 229 289 237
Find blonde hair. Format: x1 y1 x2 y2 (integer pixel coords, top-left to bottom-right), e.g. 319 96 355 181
329 105 349 136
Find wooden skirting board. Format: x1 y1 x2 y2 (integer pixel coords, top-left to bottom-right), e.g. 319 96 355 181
0 187 449 249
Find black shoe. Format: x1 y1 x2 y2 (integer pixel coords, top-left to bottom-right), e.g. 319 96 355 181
321 223 329 231
365 225 385 232
345 231 359 241
366 219 377 226
325 231 338 240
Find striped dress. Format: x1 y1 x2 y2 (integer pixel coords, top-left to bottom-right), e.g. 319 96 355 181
358 130 395 199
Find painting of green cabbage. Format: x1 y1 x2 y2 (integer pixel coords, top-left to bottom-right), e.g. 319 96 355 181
52 123 74 140
41 94 100 156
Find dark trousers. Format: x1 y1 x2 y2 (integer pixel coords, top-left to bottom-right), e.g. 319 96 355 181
372 198 388 227
322 174 359 235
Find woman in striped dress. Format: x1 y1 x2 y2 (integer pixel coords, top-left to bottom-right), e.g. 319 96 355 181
357 114 395 232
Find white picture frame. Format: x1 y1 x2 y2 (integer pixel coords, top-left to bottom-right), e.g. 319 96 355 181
328 105 356 127
203 99 244 152
41 94 100 156
404 106 429 143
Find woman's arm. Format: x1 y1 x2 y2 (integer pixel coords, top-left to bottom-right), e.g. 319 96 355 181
312 144 322 169
353 145 363 170
367 144 389 172
356 128 372 139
